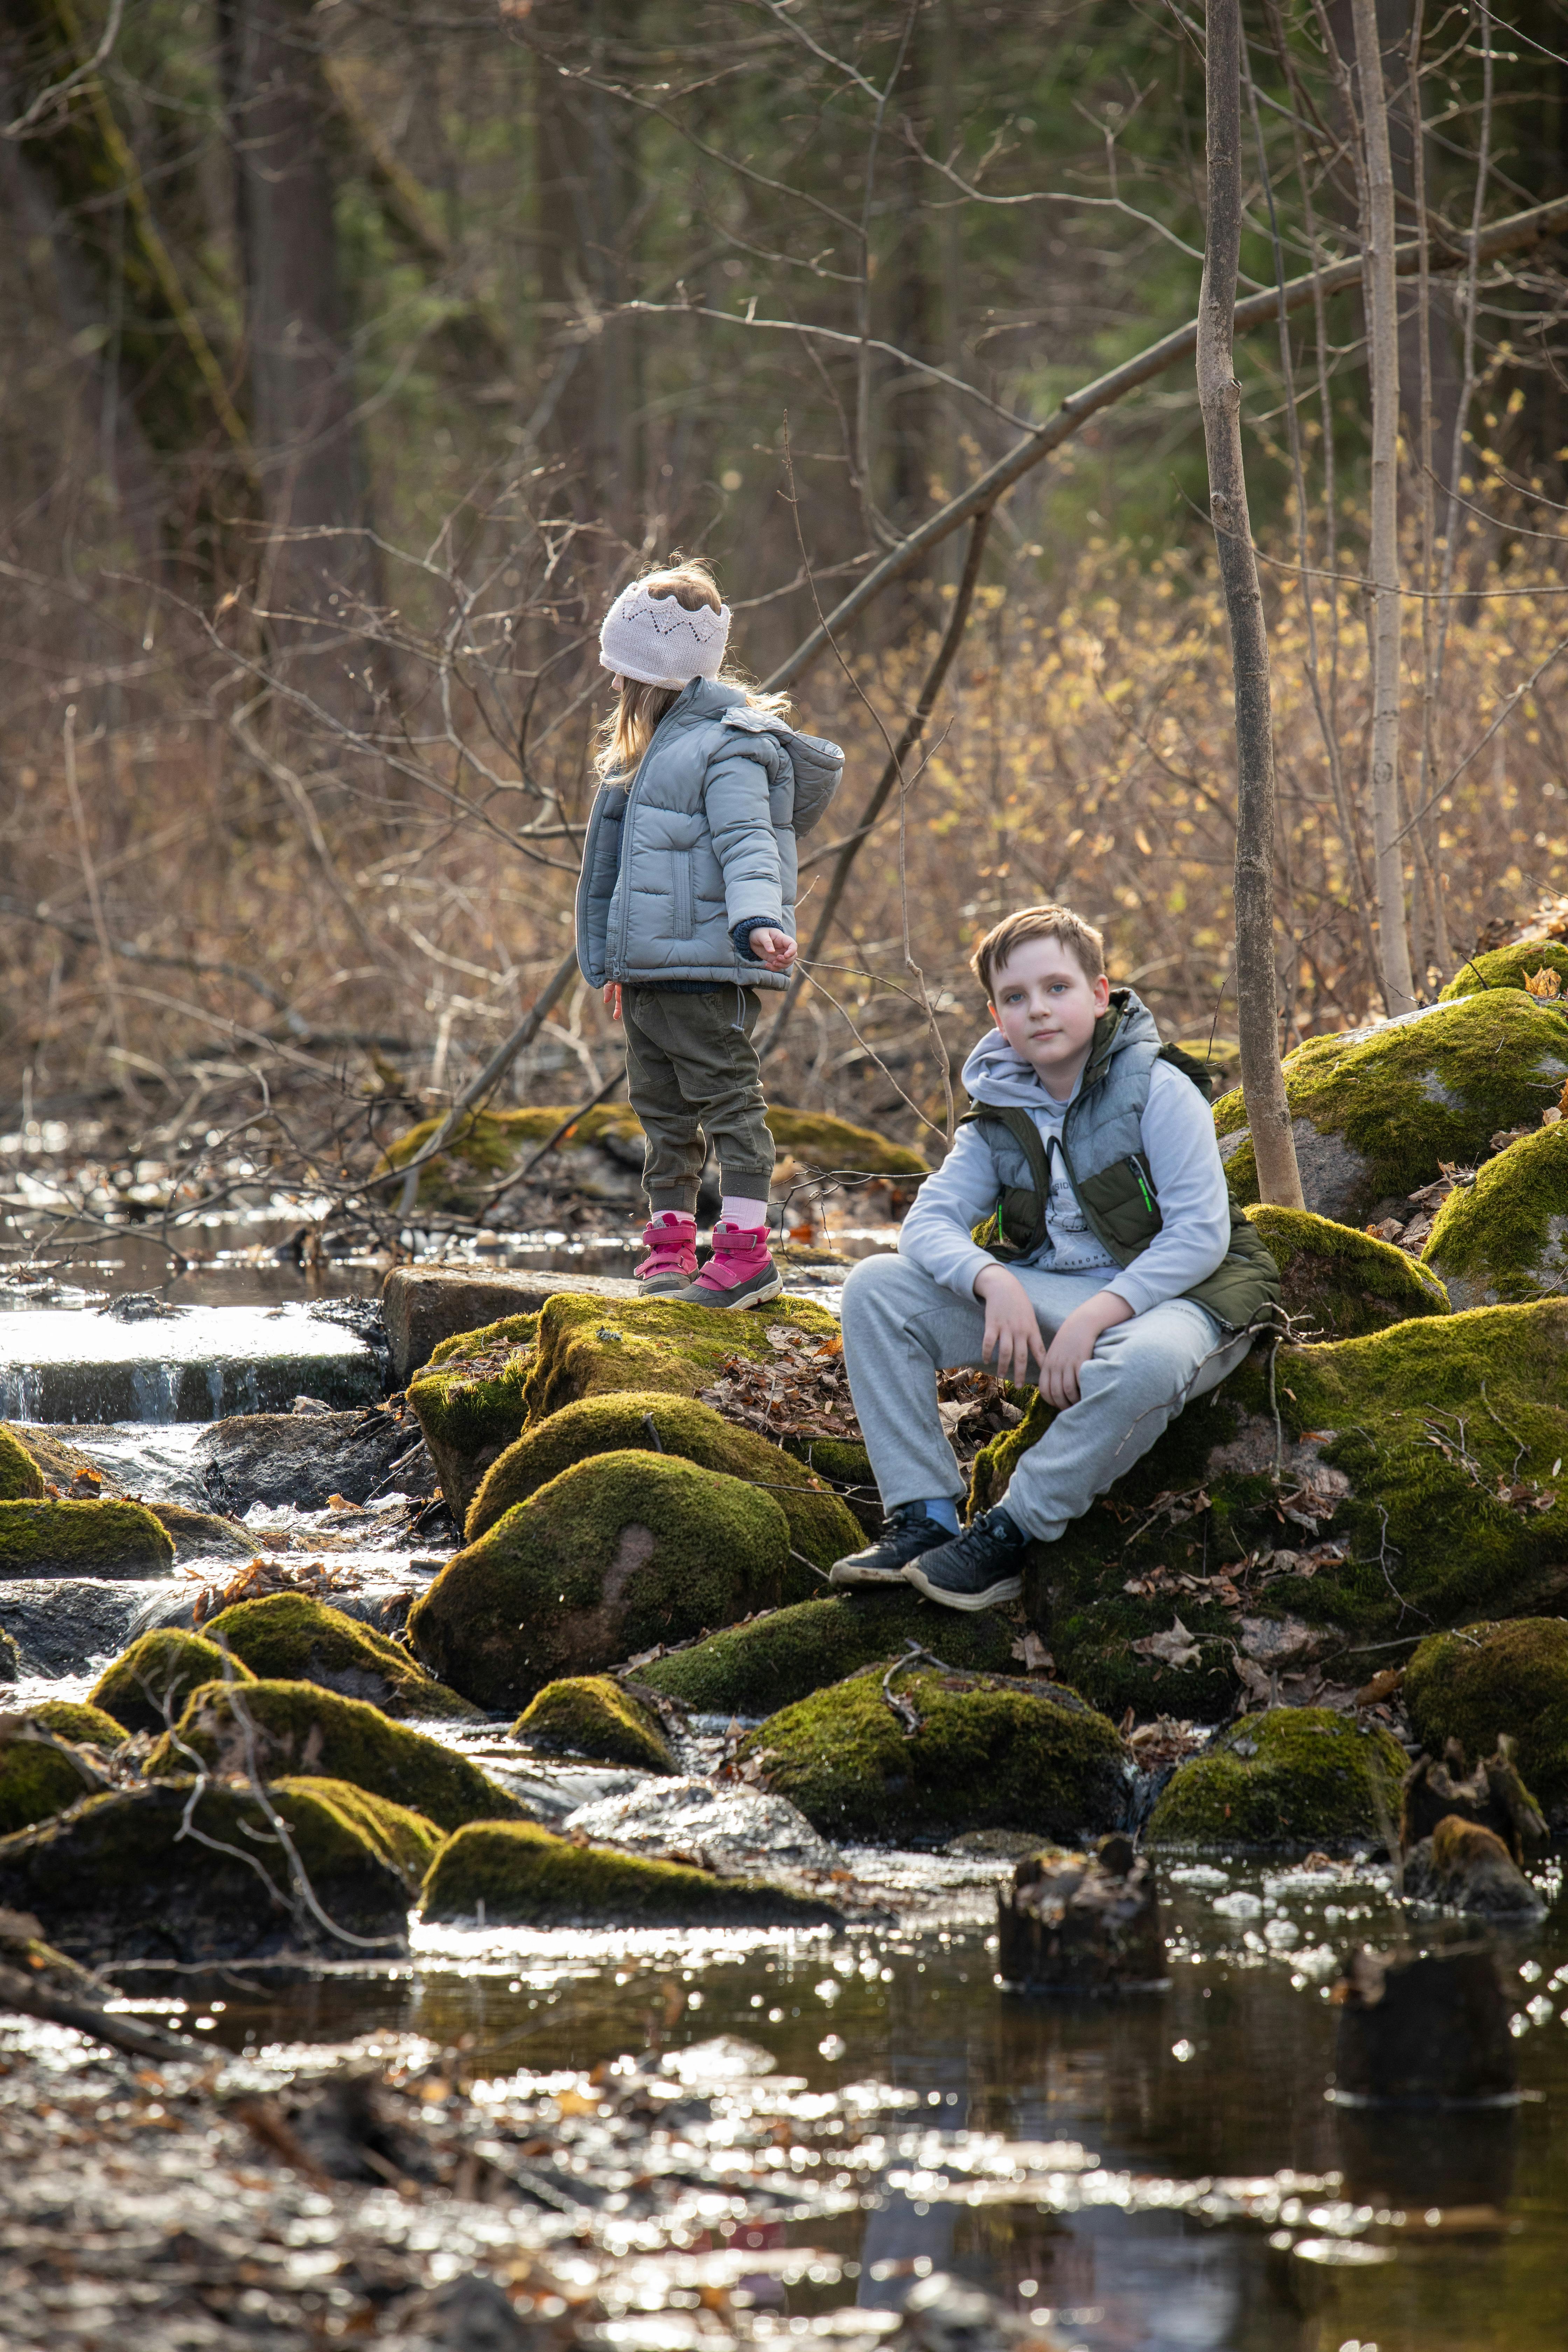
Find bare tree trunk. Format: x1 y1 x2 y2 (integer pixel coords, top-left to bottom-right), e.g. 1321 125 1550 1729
1199 0 1303 1210
1352 0 1416 1008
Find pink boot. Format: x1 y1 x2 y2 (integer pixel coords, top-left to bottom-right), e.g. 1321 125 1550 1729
674 1220 783 1310
634 1212 699 1293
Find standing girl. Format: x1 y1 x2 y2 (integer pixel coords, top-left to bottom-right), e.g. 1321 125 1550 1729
575 559 843 1306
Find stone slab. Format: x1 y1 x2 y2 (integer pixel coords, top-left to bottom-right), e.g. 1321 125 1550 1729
382 1266 643 1386
0 1305 381 1424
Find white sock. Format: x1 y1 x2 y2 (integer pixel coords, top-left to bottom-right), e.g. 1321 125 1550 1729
719 1195 769 1229
921 1497 961 1535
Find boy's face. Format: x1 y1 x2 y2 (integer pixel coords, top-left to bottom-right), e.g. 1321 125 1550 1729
988 937 1111 1094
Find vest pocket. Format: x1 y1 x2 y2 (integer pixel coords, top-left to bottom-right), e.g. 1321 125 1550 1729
671 851 695 939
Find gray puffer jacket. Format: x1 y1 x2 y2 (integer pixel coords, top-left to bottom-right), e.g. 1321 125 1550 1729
575 677 844 990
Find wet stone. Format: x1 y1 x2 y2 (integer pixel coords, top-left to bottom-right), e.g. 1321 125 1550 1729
562 1774 845 1879
995 1834 1166 1993
196 1407 427 1513
1401 1815 1544 1916
0 1578 172 1675
1333 1945 1518 2104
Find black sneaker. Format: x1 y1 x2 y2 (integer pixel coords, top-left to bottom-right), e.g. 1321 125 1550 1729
828 1505 962 1589
901 1506 1030 1611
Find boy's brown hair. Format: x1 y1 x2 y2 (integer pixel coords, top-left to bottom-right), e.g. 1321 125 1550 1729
970 904 1107 1003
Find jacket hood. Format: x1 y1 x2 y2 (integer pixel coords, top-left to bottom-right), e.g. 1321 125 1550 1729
960 987 1161 1111
672 679 844 838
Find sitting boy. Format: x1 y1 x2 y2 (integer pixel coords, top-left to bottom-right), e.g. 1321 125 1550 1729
832 904 1280 1609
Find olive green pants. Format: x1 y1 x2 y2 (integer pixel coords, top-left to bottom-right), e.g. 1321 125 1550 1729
622 986 776 1214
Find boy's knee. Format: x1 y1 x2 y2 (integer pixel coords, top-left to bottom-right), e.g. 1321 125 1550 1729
841 1251 934 1324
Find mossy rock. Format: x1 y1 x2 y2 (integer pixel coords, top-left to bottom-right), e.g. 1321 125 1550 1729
510 1676 676 1772
964 1300 1568 1722
419 1817 839 1927
1245 1204 1450 1338
0 1722 99 1836
384 1102 924 1212
639 1591 1021 1717
270 1774 442 1895
1213 993 1568 1221
145 1502 254 1562
466 1388 862 1570
408 1313 539 1522
24 1698 128 1747
519 1293 840 1426
202 1594 482 1721
0 1498 175 1580
90 1630 258 1737
1146 1707 1407 1851
1422 1122 1568 1310
408 1452 793 1713
0 1428 45 1501
0 1779 410 1964
0 1629 18 1682
1405 1619 1568 1818
1440 941 1568 1001
146 1679 528 1833
741 1666 1126 1843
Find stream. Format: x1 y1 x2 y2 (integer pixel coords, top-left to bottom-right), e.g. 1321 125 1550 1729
5 1238 1568 2350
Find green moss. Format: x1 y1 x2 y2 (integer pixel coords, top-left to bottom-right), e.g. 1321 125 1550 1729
467 1388 861 1573
145 1503 254 1561
510 1676 676 1772
1146 1707 1407 1850
1245 1204 1450 1337
0 1498 175 1580
146 1679 528 1833
0 1428 45 1501
270 1774 442 1893
1 1426 104 1488
1422 1122 1568 1308
0 1780 410 1964
0 1630 17 1683
408 1313 540 1523
1213 993 1568 1211
25 1698 128 1747
765 1111 927 1178
1405 1619 1568 1814
1439 941 1568 1000
639 1592 1022 1716
741 1666 1126 1842
419 1817 838 1927
519 1293 839 1425
202 1595 482 1721
0 1726 97 1835
407 1451 791 1713
90 1632 254 1735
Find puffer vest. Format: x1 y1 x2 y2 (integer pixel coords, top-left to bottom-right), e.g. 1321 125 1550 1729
961 993 1281 1334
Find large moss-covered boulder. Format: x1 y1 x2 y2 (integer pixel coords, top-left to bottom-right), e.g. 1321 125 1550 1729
467 1388 862 1568
639 1591 1021 1717
0 1428 45 1501
419 1817 839 1927
1422 1123 1568 1310
90 1630 257 1735
408 1313 539 1522
519 1293 840 1425
407 1451 794 1713
1245 1204 1449 1338
202 1595 481 1721
1405 1619 1568 1818
1440 940 1568 1001
271 1775 442 1895
1214 993 1568 1220
147 1680 528 1832
741 1666 1126 1842
510 1676 676 1772
0 1498 174 1580
0 1779 411 1964
969 1299 1568 1723
1146 1708 1407 1851
0 1720 100 1835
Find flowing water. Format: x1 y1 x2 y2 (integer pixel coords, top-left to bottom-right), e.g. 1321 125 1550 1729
4 1245 1568 2349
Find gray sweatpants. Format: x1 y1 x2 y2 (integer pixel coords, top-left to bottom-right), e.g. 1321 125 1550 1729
839 1251 1250 1539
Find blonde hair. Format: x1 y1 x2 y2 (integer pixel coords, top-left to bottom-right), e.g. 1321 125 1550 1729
971 903 1107 1001
594 556 790 778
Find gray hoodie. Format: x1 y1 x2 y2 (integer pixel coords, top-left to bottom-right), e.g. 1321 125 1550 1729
897 1024 1234 1317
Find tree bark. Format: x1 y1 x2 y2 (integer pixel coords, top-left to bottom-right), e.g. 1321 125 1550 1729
1352 0 1416 1008
1198 0 1303 1210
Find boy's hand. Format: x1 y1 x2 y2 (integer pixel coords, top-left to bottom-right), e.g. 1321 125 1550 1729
973 1264 1049 1384
1038 1291 1135 1408
746 927 797 972
603 982 622 1021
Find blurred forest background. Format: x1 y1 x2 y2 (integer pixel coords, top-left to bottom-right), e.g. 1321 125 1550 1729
2 0 1567 1204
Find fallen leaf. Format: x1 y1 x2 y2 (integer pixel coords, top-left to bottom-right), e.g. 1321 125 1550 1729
1010 1630 1054 1672
1239 1614 1321 1667
1131 1616 1202 1668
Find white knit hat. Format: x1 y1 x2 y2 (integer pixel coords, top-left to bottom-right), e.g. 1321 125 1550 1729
598 577 732 687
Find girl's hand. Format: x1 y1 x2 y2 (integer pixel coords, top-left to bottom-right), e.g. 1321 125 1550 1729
972 1264 1049 1384
1038 1292 1134 1408
603 982 622 1021
747 927 797 972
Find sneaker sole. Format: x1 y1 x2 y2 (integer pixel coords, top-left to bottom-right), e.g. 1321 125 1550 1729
828 1560 913 1588
901 1563 1024 1612
670 1267 784 1309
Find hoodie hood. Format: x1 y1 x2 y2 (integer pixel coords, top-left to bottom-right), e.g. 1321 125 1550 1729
959 987 1162 1112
